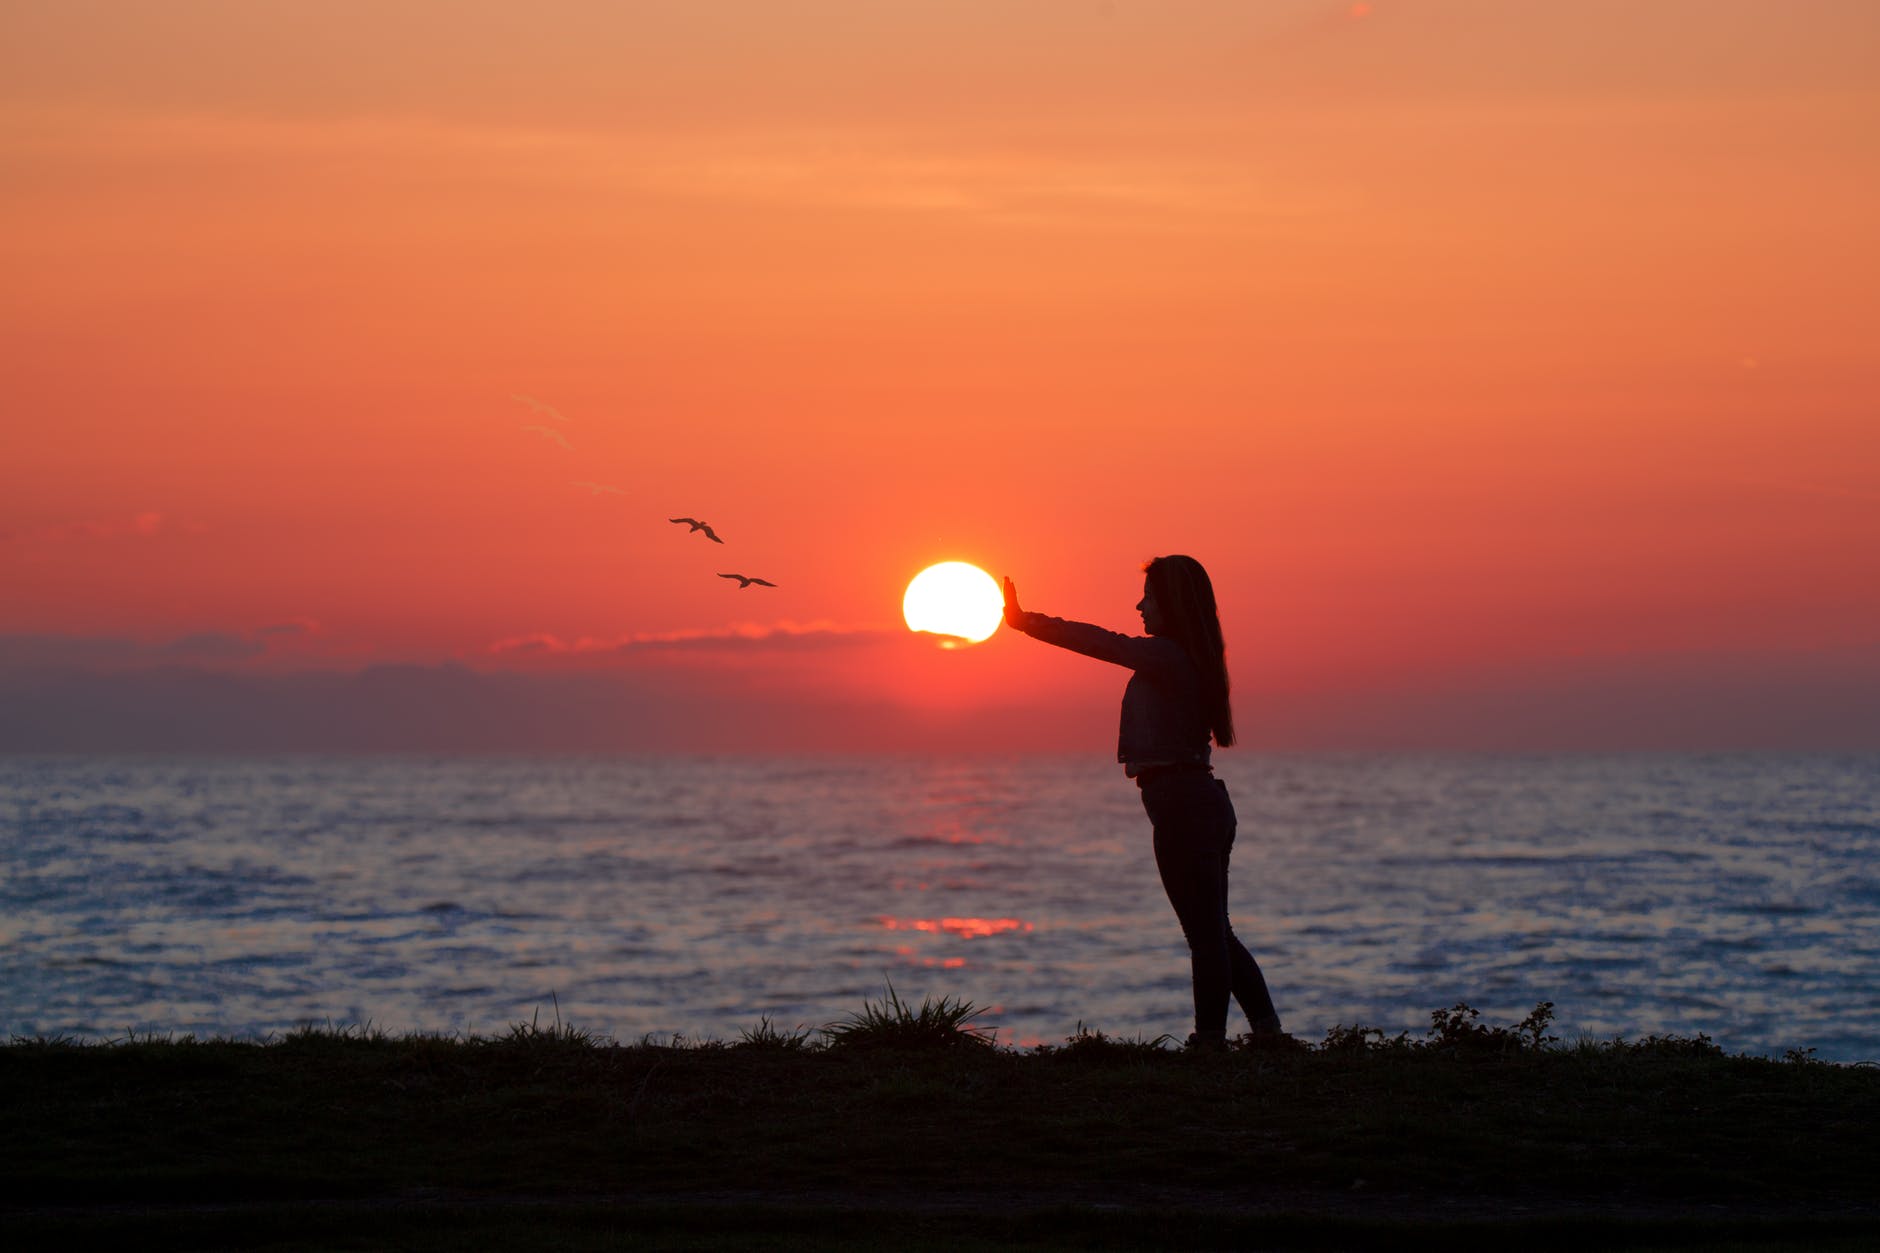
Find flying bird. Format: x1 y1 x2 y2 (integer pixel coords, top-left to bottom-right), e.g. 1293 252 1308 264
718 573 776 588
572 481 626 496
511 394 569 422
522 425 571 450
669 517 724 543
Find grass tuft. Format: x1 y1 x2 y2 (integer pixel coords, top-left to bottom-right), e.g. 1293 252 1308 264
276 1020 396 1049
736 1016 816 1051
1611 1030 1725 1058
1041 1023 1176 1060
492 993 607 1049
821 981 995 1051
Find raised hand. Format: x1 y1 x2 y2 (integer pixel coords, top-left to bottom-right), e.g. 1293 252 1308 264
1002 576 1024 628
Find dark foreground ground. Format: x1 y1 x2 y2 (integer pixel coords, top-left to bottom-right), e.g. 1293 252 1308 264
4 1006 1877 1251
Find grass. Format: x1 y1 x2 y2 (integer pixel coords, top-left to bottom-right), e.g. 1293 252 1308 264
819 980 996 1050
3 994 1876 1250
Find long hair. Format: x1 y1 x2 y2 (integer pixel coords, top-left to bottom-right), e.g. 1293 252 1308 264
1143 555 1235 748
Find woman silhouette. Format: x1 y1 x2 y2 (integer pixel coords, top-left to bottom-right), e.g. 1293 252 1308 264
1003 556 1282 1048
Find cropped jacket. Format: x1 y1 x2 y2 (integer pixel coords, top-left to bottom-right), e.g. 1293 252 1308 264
1011 612 1212 768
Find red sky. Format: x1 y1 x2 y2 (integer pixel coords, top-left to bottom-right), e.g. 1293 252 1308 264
3 1 1877 751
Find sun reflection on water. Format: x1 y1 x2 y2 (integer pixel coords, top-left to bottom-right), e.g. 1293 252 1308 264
892 946 969 970
878 916 1034 939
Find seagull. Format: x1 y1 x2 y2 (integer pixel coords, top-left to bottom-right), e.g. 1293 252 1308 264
522 425 571 450
669 517 724 543
718 573 777 588
572 481 626 496
511 394 569 422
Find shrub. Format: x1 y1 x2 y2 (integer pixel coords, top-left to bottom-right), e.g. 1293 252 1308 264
1318 1002 1558 1056
1425 1001 1558 1054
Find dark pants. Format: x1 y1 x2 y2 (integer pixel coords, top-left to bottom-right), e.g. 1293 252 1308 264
1140 773 1278 1035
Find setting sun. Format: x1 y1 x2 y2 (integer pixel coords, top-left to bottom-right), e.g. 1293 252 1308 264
902 562 1003 646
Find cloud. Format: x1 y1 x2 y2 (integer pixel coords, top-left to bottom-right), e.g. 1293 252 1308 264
0 623 321 675
3 511 165 544
520 424 571 450
626 621 899 653
2 646 1876 754
482 632 582 658
9 104 1341 236
480 621 898 664
653 146 1334 231
510 394 569 423
0 635 143 672
158 632 267 661
1253 645 1880 753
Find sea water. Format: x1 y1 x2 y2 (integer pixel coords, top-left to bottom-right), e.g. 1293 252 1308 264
3 754 1876 1060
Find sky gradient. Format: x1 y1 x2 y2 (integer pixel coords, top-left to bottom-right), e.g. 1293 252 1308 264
4 1 1877 752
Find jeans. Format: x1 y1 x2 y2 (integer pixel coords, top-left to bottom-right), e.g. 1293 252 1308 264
1140 772 1278 1035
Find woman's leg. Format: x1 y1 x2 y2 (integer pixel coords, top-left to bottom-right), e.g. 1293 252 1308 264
1223 906 1280 1031
1146 777 1236 1036
1217 783 1281 1032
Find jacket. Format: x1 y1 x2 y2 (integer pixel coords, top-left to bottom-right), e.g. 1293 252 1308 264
1012 612 1212 767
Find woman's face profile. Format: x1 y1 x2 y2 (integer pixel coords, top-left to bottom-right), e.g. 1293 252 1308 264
1137 578 1167 636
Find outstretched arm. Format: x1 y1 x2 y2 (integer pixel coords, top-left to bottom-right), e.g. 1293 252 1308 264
1001 575 1180 675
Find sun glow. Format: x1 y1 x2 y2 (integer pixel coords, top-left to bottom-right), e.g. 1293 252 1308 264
902 562 1003 646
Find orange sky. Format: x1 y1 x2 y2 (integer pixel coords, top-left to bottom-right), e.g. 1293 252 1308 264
3 1 1877 750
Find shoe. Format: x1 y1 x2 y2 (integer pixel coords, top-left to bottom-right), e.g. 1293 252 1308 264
1236 1027 1299 1052
1185 1030 1228 1053
1247 1012 1284 1036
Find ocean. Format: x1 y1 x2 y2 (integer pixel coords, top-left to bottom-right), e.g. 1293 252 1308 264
3 754 1877 1061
